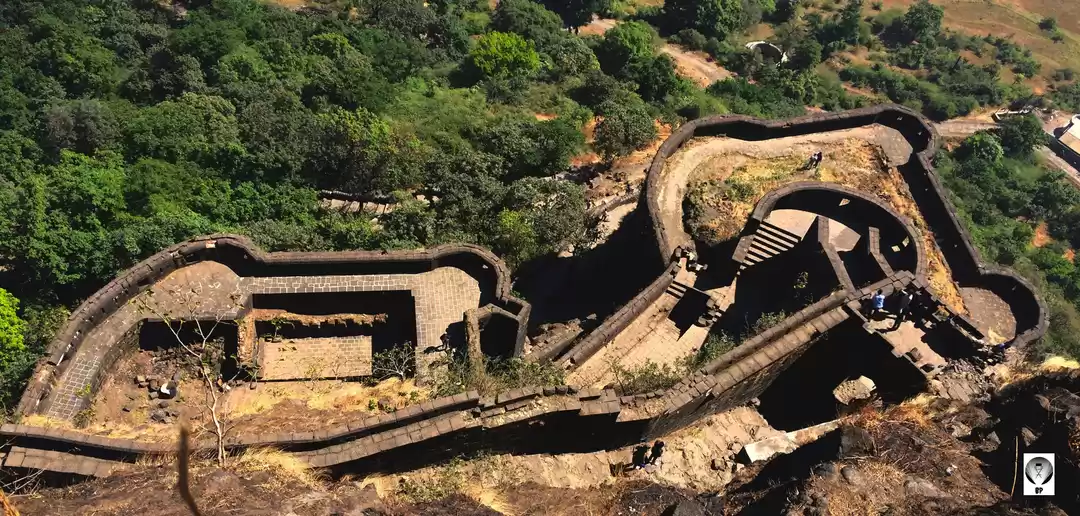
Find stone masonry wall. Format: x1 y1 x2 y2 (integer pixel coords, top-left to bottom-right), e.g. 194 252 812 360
642 105 1046 349
18 235 528 416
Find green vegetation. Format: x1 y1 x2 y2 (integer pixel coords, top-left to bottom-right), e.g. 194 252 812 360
939 115 1080 357
610 359 683 394
431 354 567 397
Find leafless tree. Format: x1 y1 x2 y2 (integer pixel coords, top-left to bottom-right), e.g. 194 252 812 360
372 343 415 381
133 282 244 466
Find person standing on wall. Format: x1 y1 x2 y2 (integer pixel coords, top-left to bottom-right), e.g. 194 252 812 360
649 440 665 466
892 289 915 329
868 290 886 319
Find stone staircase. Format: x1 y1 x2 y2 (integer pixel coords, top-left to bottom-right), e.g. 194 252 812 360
739 221 802 273
666 280 724 327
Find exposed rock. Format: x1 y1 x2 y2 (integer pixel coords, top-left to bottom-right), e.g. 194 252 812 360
121 405 133 412
833 376 876 405
948 422 972 438
711 458 725 471
149 379 160 391
904 477 950 498
329 484 385 516
664 499 706 516
972 430 1003 454
149 391 159 400
150 409 167 423
812 463 838 480
839 426 875 458
158 400 171 408
200 469 242 497
812 493 828 507
377 397 395 412
135 375 146 385
1021 427 1038 446
841 465 863 486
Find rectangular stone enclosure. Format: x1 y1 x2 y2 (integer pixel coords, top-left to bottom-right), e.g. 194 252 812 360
258 336 373 380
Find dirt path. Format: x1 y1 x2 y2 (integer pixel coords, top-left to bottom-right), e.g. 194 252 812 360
660 45 732 87
581 18 732 87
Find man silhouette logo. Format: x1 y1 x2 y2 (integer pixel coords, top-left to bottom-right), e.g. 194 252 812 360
1023 454 1055 496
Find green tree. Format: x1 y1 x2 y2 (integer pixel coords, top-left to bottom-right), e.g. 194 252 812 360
664 0 744 39
497 178 586 265
897 0 943 43
595 21 657 75
786 37 823 71
538 0 613 30
594 99 657 161
0 289 26 359
997 114 1046 157
955 131 1004 163
468 31 541 79
492 0 565 48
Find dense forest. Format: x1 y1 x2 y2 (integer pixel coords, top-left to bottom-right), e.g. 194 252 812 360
1 0 1079 413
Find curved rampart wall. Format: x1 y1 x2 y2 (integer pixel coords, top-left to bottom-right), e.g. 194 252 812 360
642 105 1046 349
17 234 528 415
747 182 925 280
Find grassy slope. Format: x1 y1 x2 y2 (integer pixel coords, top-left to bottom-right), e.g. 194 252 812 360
870 0 1080 91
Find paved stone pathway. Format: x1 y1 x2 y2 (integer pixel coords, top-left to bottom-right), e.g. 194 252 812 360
568 267 707 389
866 318 947 371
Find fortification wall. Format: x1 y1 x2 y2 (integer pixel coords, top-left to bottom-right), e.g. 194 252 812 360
641 105 1046 349
6 107 1048 480
17 235 528 415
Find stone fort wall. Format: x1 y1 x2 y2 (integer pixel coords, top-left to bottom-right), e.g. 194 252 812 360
17 234 530 416
4 106 1048 480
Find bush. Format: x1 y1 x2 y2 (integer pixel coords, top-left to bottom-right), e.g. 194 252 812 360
611 359 682 395
431 354 566 397
871 1 883 10
1052 68 1075 82
687 331 737 368
676 29 708 51
1038 17 1057 32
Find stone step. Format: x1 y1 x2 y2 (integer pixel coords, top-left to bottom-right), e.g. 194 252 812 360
749 233 791 255
745 246 776 262
759 220 802 246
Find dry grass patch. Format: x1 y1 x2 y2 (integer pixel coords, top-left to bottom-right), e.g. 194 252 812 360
232 447 326 489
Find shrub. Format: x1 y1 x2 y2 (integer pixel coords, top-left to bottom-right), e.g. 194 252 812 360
687 331 737 369
611 359 682 395
871 1 883 10
676 29 708 51
1038 17 1057 32
1052 69 1075 82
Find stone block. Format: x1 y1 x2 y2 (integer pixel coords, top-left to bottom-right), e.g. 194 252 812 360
75 459 98 477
